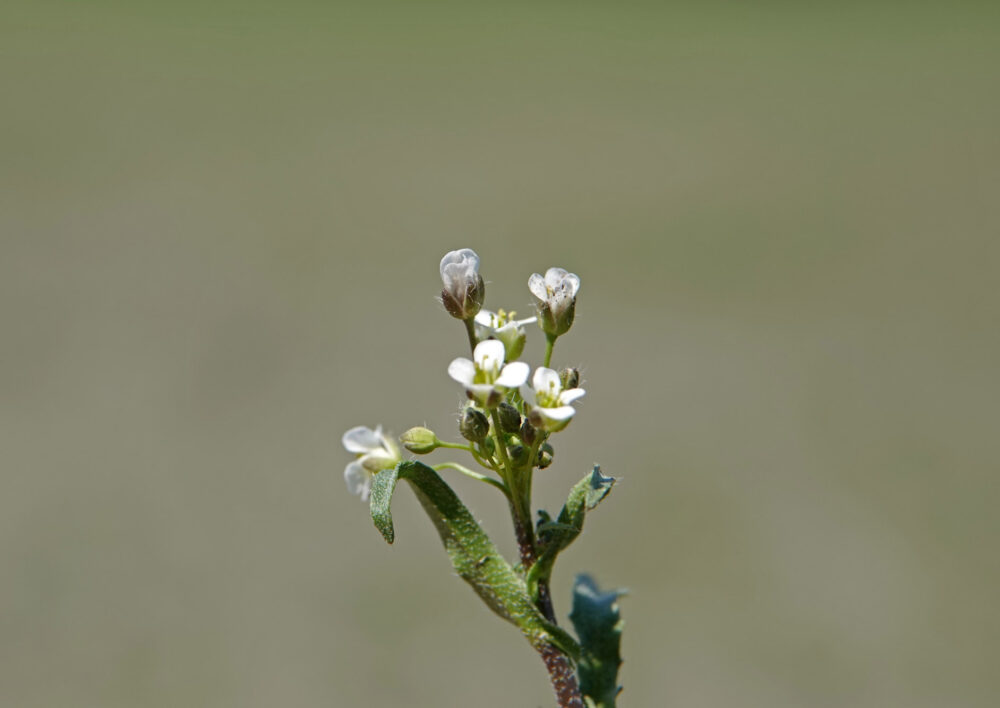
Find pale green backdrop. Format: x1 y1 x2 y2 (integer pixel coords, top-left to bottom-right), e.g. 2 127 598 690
2 2 998 706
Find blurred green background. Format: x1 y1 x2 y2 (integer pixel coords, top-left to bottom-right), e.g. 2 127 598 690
2 1 998 706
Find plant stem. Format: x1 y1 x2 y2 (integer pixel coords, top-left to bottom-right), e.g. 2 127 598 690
463 317 478 355
538 643 585 708
432 463 510 496
489 408 515 485
491 407 536 567
512 512 537 567
491 405 580 706
436 440 474 452
543 333 557 368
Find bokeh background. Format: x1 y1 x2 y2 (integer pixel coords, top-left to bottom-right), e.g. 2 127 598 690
3 2 998 706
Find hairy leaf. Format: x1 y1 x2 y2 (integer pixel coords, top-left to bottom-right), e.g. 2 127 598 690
370 460 579 658
529 466 616 597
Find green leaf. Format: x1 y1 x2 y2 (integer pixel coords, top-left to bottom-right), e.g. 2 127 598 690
569 575 625 708
528 466 616 597
370 460 579 658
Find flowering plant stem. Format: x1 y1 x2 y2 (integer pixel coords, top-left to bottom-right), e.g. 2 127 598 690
543 333 557 368
343 250 622 707
487 403 581 705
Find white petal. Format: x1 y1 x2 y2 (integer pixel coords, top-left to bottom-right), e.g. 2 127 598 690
532 367 561 394
440 248 479 281
365 448 396 467
528 273 547 301
440 250 479 298
474 339 506 367
561 272 581 298
344 461 371 498
441 265 465 293
466 383 496 404
342 425 381 453
544 267 569 289
474 310 497 328
380 434 400 460
559 388 586 405
448 357 476 385
535 405 576 421
474 310 503 341
528 405 577 432
496 361 529 387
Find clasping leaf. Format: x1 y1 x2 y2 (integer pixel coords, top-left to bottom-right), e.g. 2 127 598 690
370 460 579 658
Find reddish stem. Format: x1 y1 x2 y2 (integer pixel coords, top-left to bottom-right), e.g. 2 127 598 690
539 643 585 708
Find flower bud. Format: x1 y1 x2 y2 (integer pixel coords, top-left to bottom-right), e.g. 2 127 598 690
400 427 439 454
537 443 554 469
528 267 580 337
497 402 522 434
459 407 490 443
440 249 485 320
519 419 537 447
508 444 529 467
559 367 580 390
479 437 496 457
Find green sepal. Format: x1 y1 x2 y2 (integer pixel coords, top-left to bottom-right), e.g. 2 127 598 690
569 574 625 708
527 466 616 598
370 460 580 659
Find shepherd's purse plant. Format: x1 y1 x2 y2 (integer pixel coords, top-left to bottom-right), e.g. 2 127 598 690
340 248 624 708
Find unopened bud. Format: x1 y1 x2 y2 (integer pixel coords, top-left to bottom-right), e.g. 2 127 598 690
497 402 522 434
509 444 529 466
480 437 495 457
519 419 537 447
537 443 554 469
559 367 580 390
400 427 439 454
460 407 490 443
440 249 485 320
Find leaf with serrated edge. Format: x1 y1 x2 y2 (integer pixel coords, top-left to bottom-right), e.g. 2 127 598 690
528 466 616 598
369 461 579 659
569 574 624 708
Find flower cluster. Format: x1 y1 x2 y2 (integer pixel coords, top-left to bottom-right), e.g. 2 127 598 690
341 248 582 503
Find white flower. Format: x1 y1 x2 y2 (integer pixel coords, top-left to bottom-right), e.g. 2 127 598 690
474 309 536 361
342 425 401 501
448 339 530 407
527 367 586 432
528 267 580 337
440 248 485 320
